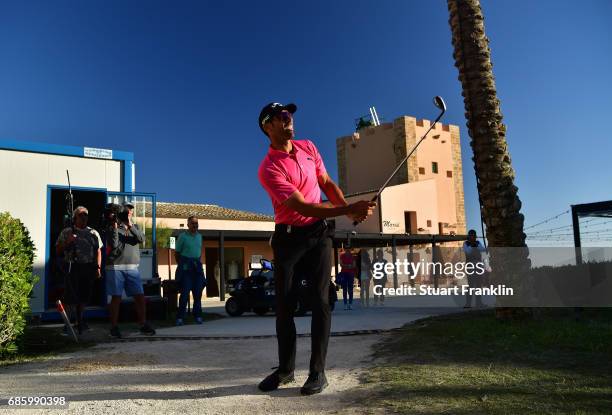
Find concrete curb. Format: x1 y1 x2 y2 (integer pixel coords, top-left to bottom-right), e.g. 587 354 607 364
117 328 401 342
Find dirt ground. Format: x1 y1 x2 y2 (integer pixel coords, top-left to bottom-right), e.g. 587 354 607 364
0 333 383 414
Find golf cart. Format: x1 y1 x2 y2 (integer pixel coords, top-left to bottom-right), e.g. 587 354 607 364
224 259 337 317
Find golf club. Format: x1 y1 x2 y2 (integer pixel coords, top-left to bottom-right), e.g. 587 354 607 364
352 96 447 226
56 300 79 343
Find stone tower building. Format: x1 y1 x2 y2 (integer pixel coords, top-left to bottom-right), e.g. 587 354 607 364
335 116 466 235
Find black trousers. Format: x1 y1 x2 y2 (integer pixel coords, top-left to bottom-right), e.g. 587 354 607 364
64 262 96 306
272 220 333 374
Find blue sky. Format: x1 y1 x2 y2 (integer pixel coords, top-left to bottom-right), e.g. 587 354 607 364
1 0 611 244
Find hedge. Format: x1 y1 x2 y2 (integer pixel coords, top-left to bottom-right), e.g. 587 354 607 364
0 212 38 355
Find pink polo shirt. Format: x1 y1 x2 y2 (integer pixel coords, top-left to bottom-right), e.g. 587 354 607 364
258 139 327 226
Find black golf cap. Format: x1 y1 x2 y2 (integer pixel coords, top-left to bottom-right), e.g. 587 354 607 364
258 102 297 134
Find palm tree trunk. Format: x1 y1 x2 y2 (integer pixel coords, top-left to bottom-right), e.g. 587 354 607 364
447 0 530 319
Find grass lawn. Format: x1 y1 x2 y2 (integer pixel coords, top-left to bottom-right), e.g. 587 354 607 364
361 309 612 415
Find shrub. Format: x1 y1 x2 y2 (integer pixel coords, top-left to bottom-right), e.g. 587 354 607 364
0 212 38 355
143 221 174 249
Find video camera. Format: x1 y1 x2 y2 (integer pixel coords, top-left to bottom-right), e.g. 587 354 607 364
101 203 128 228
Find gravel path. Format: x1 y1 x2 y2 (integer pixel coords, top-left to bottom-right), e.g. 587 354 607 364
0 334 382 415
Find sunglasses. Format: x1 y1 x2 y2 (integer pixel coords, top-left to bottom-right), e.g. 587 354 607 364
276 111 292 122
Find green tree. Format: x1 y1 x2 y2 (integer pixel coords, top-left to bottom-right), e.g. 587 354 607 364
0 212 38 355
143 221 174 249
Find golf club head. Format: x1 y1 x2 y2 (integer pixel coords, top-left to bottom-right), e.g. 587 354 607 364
433 96 446 112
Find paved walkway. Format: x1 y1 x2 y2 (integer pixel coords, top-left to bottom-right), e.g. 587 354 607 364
134 295 468 338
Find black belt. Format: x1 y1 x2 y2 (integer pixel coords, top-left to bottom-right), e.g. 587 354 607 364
275 219 329 236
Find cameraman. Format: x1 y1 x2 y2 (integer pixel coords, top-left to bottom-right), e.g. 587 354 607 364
105 203 155 338
463 229 486 308
55 206 102 335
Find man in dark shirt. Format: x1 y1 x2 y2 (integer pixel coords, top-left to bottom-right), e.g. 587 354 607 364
463 229 486 308
55 206 102 334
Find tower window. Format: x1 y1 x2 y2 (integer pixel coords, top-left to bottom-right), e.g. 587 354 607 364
432 162 438 174
447 170 453 178
419 167 425 175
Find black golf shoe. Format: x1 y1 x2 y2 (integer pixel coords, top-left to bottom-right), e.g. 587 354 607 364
258 369 295 392
300 372 328 395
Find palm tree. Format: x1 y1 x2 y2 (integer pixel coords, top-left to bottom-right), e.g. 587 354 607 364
447 0 530 317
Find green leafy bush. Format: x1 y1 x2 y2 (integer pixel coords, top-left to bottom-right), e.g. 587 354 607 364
0 212 38 355
144 221 174 249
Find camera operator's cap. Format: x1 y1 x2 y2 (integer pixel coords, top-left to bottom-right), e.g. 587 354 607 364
258 102 297 133
123 202 135 209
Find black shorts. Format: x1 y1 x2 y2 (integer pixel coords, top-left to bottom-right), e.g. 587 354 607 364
63 262 96 305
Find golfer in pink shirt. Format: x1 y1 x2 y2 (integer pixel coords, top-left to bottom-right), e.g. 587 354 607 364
257 102 375 395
